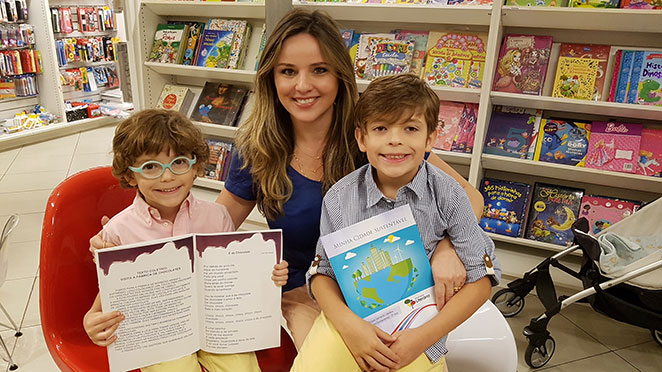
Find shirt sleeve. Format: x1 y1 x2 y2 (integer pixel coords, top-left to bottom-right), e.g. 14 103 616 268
440 182 501 286
305 188 340 298
224 151 256 201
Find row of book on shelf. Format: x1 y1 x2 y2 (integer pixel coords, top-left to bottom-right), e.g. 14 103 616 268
479 178 646 247
298 0 661 8
50 6 117 34
479 105 661 177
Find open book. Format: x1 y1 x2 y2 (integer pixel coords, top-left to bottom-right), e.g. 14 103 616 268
95 230 282 372
320 205 437 334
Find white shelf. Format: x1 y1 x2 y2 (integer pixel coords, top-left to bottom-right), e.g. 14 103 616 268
194 177 224 191
501 7 662 34
0 96 40 113
141 0 265 19
195 121 238 138
145 62 256 84
481 154 662 194
490 92 662 122
357 79 481 103
0 116 118 151
488 233 580 255
432 150 473 166
294 2 492 26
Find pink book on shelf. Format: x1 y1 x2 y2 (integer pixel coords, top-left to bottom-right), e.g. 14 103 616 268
636 128 662 177
433 101 465 151
585 121 643 174
608 49 623 102
579 195 639 235
493 34 553 96
451 103 479 153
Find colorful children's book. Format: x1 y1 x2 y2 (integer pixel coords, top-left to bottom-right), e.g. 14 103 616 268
610 50 636 103
608 50 624 102
364 39 415 80
340 29 354 49
433 101 465 151
493 105 543 160
559 43 611 101
423 31 487 89
493 34 553 96
568 0 619 7
507 0 562 5
585 121 643 174
205 139 233 181
180 22 205 65
353 33 395 79
394 30 429 77
148 23 188 64
632 51 662 106
207 19 251 70
579 195 639 235
190 82 248 127
534 119 591 166
194 29 234 69
552 56 600 100
450 103 478 153
637 128 662 177
479 178 532 238
155 84 194 114
620 0 662 9
483 111 541 159
525 183 584 246
254 25 267 71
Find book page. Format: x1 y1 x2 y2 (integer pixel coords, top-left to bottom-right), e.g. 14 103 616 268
320 205 438 334
96 235 199 372
195 231 282 353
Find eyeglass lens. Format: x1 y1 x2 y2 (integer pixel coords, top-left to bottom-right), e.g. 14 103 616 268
141 157 192 178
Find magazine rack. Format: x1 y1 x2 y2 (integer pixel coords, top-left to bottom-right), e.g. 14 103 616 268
40 167 297 372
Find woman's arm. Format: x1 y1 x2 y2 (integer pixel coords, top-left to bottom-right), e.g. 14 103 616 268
215 188 257 230
427 153 483 220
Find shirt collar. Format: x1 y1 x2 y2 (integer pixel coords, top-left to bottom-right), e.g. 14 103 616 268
363 161 428 209
132 191 195 222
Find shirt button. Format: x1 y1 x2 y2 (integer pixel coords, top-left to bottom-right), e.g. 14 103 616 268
150 210 157 216
163 221 169 226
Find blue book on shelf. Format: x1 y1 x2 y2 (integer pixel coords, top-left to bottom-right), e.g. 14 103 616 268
627 50 646 104
479 178 531 238
614 50 634 103
195 29 234 69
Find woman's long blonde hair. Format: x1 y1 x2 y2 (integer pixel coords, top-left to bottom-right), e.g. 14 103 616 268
235 9 359 220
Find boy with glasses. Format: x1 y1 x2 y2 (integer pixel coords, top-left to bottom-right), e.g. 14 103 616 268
83 109 288 372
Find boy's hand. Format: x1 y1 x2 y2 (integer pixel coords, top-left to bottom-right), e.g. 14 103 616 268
389 328 429 369
272 260 289 287
89 216 114 263
83 308 125 347
336 316 399 372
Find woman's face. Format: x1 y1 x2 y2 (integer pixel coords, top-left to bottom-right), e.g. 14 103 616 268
274 33 339 128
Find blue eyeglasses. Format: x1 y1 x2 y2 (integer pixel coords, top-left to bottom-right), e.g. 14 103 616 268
129 155 197 179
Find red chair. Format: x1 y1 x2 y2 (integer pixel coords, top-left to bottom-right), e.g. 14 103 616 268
40 167 297 372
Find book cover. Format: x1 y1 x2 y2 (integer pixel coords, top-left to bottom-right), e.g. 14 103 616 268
483 111 541 159
585 121 643 174
155 84 194 113
205 139 233 181
620 0 662 8
95 231 282 372
507 0 562 4
433 101 465 151
190 82 248 127
340 29 354 49
634 52 662 106
493 105 543 160
525 183 584 246
394 30 429 77
637 128 662 177
147 23 188 64
568 0 619 6
534 119 591 166
207 19 252 70
364 39 415 80
493 34 553 95
320 205 438 334
479 178 532 238
195 29 234 69
559 43 611 101
627 50 646 104
612 50 636 103
423 31 488 89
552 56 600 100
450 103 478 153
254 26 267 71
180 22 205 66
579 195 639 234
353 33 396 79
608 50 623 102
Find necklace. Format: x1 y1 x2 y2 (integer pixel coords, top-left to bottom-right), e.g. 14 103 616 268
292 152 323 179
294 145 323 160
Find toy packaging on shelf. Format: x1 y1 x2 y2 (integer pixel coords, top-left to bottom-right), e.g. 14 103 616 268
534 119 591 166
585 121 643 174
1 105 60 134
525 182 585 247
479 178 532 238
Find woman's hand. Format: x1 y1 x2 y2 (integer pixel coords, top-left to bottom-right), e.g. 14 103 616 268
430 238 466 310
89 216 114 262
272 260 289 287
336 315 399 372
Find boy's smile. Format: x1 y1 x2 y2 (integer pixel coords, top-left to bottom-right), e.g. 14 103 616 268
356 111 435 198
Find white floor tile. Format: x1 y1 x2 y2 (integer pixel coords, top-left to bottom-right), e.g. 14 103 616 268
0 171 68 193
0 277 35 330
0 149 19 160
0 191 51 215
3 214 43 245
6 154 72 175
67 152 114 177
75 127 115 155
1 326 58 372
615 341 662 372
19 135 78 158
3 240 39 281
20 279 39 329
537 351 639 371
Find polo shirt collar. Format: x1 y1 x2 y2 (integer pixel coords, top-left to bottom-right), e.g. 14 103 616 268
132 191 195 222
363 162 428 209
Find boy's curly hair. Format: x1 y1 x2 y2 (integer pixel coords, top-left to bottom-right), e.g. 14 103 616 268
112 109 210 188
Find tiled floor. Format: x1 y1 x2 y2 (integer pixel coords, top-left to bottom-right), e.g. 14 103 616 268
0 126 661 371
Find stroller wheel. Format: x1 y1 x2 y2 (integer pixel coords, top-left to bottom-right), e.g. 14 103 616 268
492 288 525 317
652 330 662 347
525 336 555 369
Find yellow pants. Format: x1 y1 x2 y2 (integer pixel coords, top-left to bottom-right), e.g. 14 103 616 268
141 350 260 372
290 312 447 372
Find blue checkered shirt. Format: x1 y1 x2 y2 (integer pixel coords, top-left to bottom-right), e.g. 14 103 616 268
307 161 501 362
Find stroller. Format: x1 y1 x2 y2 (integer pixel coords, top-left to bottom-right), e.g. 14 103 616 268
492 196 662 368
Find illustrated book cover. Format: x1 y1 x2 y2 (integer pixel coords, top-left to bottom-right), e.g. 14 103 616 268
179 21 205 65
155 84 194 113
194 29 234 69
95 230 282 372
450 103 479 153
205 139 234 181
364 39 415 80
533 119 591 166
320 205 438 334
479 178 532 238
423 31 488 89
637 128 662 177
632 51 662 106
190 82 248 127
585 121 643 174
492 105 543 160
507 0 562 5
493 34 553 96
353 33 395 79
525 183 584 246
620 0 662 9
207 19 252 70
579 195 639 235
559 43 611 101
610 50 636 103
433 101 465 151
147 23 188 64
394 30 429 77
482 111 541 159
568 0 619 6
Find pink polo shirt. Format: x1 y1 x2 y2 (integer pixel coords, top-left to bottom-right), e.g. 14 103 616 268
102 192 235 246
